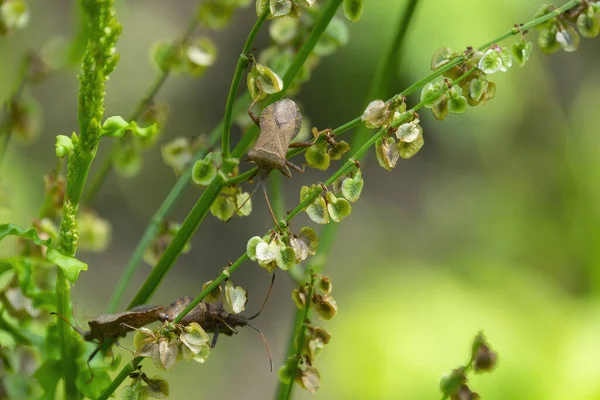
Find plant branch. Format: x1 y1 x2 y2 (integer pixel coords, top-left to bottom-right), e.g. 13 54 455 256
96 358 143 400
222 7 270 158
84 16 200 205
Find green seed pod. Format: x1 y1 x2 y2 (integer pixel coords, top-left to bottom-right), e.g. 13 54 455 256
577 7 600 38
431 96 449 120
328 140 350 160
538 25 561 55
247 236 262 260
556 25 581 52
396 119 422 142
510 40 533 67
210 195 236 221
236 192 253 216
305 142 331 170
317 275 332 295
223 280 247 314
478 47 512 74
313 17 349 56
151 338 179 371
248 62 284 101
361 99 390 128
398 132 424 159
276 246 296 270
78 210 112 252
431 47 454 70
439 367 466 396
306 196 330 224
292 288 306 309
375 136 400 171
289 226 319 262
113 145 142 178
184 37 217 77
341 171 363 202
191 155 217 186
142 377 170 399
270 0 293 17
343 0 364 22
448 95 468 114
326 192 351 222
197 2 234 30
201 280 222 304
269 16 298 45
313 294 338 320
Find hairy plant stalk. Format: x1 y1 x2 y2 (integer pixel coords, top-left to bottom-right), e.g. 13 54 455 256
222 7 270 158
84 16 200 205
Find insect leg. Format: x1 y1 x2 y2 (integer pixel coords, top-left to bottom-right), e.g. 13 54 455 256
248 80 264 127
210 323 220 349
285 160 305 173
86 344 101 383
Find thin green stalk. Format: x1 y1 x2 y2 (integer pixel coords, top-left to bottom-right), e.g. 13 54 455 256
232 0 344 158
96 358 143 400
222 7 270 158
281 275 315 400
127 173 226 308
120 2 343 311
269 172 285 220
84 16 200 205
0 58 29 167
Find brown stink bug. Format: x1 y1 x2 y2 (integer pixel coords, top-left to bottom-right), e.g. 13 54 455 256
230 98 313 226
158 276 275 370
52 304 163 373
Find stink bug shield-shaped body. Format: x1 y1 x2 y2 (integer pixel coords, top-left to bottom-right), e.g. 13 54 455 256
248 98 303 179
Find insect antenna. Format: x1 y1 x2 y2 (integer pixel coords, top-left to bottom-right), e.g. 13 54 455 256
247 322 273 372
260 179 283 232
50 312 86 337
248 274 275 320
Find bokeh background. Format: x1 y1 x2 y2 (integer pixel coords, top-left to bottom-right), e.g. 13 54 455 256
2 0 600 399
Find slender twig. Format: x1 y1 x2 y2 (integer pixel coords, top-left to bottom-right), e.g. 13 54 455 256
84 16 200 205
222 7 270 158
121 1 344 311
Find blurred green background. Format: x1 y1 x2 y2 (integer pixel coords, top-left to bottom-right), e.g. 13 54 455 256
1 0 600 398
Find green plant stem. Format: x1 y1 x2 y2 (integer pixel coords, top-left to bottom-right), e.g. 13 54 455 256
121 2 343 311
0 57 29 167
269 172 285 220
96 358 143 400
222 7 270 158
281 275 315 400
127 173 226 308
232 0 344 158
84 16 200 205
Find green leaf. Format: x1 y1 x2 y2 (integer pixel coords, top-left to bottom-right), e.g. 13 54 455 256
33 360 61 399
341 171 363 202
0 223 87 283
305 142 331 170
223 281 247 314
343 0 364 22
46 248 87 283
77 367 112 400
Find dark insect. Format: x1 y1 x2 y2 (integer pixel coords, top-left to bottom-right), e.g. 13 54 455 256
158 276 275 370
52 304 163 374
